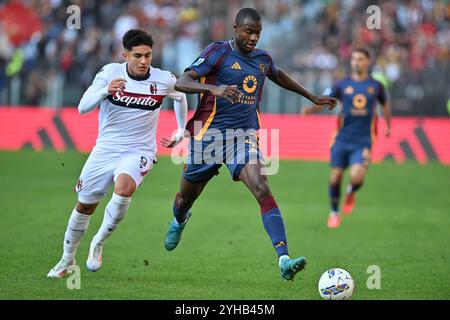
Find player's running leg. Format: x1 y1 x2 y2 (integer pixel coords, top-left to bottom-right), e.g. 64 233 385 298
328 167 344 228
239 162 306 281
47 202 97 278
165 176 211 251
87 154 152 271
343 164 366 215
86 173 136 272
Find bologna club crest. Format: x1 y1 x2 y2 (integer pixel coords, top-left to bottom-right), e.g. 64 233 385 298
150 83 158 94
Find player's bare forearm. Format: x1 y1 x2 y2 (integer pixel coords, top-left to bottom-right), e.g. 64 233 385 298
175 70 242 104
174 71 214 94
301 104 328 115
269 67 315 101
269 68 337 109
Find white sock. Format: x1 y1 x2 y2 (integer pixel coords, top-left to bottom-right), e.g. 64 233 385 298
279 254 290 266
62 208 91 261
346 184 352 194
175 215 189 226
92 193 131 246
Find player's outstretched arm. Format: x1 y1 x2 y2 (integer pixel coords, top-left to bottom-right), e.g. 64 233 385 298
382 102 392 137
269 67 337 110
161 93 188 148
175 70 242 104
174 94 188 135
78 78 126 114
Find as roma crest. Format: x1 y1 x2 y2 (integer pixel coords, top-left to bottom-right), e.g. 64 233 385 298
259 63 266 74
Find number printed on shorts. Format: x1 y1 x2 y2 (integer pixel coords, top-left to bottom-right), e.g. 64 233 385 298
140 156 148 169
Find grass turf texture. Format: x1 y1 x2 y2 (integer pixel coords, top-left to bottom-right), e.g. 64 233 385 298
0 150 449 300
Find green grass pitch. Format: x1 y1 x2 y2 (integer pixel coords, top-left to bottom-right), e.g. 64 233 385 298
0 150 449 299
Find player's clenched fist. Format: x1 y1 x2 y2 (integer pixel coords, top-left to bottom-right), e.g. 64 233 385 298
210 84 243 104
311 95 338 110
108 78 127 94
161 129 186 148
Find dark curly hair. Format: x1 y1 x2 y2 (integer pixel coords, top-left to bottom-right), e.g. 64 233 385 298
122 29 153 51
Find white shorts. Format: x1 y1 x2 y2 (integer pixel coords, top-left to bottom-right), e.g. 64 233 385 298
74 147 155 204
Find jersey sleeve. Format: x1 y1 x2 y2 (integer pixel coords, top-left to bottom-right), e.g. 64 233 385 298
185 43 225 77
166 73 184 101
77 64 117 114
267 55 279 78
90 63 116 88
323 82 341 99
377 81 388 104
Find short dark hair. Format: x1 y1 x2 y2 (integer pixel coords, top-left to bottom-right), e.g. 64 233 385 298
122 29 153 51
235 8 261 26
352 48 371 59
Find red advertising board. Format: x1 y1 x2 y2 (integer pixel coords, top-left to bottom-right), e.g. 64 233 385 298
0 107 449 164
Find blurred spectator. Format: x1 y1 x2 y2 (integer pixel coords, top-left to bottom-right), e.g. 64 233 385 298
0 0 448 115
23 69 44 105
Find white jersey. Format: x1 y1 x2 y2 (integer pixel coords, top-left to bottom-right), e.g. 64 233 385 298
84 62 184 154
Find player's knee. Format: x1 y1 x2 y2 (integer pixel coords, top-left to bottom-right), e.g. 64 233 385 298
76 202 97 215
330 180 340 188
349 172 364 185
350 176 364 186
330 174 342 187
114 180 136 197
114 184 135 197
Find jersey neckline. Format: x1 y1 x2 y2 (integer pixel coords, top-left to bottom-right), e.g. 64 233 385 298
126 63 151 81
228 39 259 59
349 74 373 83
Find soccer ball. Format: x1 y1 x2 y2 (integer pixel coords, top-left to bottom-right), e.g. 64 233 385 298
318 268 355 300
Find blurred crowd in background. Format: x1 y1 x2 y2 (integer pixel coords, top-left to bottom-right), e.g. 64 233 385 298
0 0 449 115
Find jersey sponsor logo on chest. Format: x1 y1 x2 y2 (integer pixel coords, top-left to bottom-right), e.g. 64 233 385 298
243 75 257 94
351 94 369 116
109 91 164 110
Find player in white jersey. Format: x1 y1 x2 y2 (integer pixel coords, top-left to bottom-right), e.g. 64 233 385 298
47 29 188 278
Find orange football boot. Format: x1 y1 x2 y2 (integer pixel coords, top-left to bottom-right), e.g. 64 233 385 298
342 193 356 215
327 214 341 228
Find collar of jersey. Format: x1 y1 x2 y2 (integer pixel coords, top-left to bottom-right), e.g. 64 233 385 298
126 64 150 81
229 39 257 58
